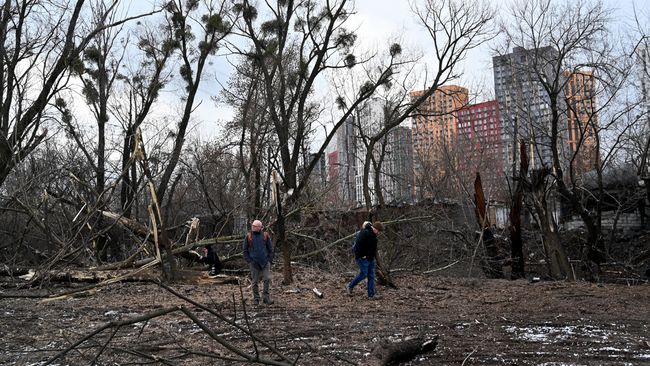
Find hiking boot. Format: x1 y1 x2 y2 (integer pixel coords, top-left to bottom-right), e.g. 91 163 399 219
263 297 274 305
345 285 353 296
368 294 381 300
208 267 218 278
252 298 260 306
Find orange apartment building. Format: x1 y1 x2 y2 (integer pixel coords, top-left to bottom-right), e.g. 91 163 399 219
411 85 469 198
564 70 599 176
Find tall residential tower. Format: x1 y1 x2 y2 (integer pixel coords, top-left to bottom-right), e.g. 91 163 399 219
411 85 469 198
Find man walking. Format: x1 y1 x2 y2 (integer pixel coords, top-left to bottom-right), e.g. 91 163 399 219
243 220 274 305
346 221 383 299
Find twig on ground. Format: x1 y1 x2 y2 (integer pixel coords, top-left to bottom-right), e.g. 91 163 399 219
239 280 260 358
45 306 181 365
423 260 461 274
155 280 293 364
277 328 339 366
178 306 290 365
461 349 476 366
91 325 120 365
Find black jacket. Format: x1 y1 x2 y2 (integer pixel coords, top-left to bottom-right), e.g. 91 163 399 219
200 246 222 271
354 223 378 261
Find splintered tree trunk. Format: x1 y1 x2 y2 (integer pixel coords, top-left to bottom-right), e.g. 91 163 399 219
539 213 574 280
529 167 574 281
474 173 503 278
278 208 292 285
509 142 528 279
272 171 292 284
367 210 396 288
509 191 525 279
134 128 178 281
375 254 397 288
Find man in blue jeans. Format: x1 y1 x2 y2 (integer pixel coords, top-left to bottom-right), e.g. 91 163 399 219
346 221 383 299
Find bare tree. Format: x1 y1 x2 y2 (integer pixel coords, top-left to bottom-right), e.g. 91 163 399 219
233 0 390 283
499 0 640 278
219 59 276 218
180 140 247 237
630 8 650 207
78 2 130 199
139 0 234 280
355 0 495 209
0 0 156 190
113 17 177 219
230 0 494 284
155 0 234 203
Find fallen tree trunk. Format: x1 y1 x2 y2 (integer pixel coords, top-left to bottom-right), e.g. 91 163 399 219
96 239 242 271
101 211 241 245
0 268 157 284
101 211 150 237
0 267 239 287
0 265 31 277
372 336 439 365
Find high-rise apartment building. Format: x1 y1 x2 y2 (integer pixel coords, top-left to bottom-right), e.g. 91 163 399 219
456 100 505 197
353 98 382 205
332 116 357 205
641 46 650 118
564 71 599 175
411 85 469 198
328 98 415 206
493 46 558 177
633 44 650 195
494 46 599 183
380 126 414 204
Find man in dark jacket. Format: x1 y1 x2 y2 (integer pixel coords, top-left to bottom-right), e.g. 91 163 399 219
346 221 383 299
243 220 274 305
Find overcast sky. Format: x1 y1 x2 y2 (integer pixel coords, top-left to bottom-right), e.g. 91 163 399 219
352 0 648 96
115 0 649 143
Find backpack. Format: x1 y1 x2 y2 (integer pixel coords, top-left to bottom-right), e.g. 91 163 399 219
247 231 269 247
351 230 361 254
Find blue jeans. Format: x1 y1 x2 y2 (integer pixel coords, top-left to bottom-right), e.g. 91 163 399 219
348 258 376 298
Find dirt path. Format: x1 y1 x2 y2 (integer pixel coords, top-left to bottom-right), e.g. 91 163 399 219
1 267 649 365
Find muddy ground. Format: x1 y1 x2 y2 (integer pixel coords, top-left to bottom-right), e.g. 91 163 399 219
1 264 649 366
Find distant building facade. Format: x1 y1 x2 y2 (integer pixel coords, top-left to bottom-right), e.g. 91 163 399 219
411 85 469 198
563 70 599 176
456 100 505 198
380 125 414 204
493 46 559 177
638 45 650 187
327 99 415 206
333 116 358 205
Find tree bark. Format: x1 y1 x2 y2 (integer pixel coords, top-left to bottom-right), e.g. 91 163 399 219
509 142 528 279
474 173 503 278
529 168 574 280
272 171 292 284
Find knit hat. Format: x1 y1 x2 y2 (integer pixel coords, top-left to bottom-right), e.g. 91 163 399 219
372 221 383 232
